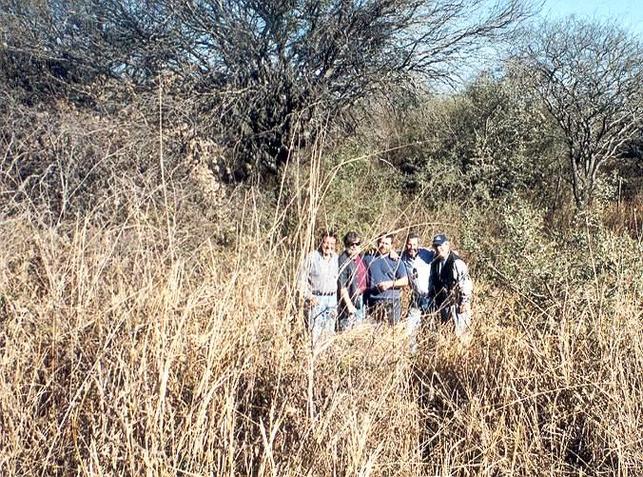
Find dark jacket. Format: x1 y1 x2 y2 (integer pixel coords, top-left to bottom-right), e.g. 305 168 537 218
338 251 363 315
428 251 460 308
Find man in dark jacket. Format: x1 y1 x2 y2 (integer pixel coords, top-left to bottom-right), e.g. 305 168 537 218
337 231 368 330
428 233 473 337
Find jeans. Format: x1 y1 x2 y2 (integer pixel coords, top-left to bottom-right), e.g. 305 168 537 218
306 294 337 348
405 307 421 353
412 294 432 313
338 295 366 331
367 298 402 325
406 293 433 352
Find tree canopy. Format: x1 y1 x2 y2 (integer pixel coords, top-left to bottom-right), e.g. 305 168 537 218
1 0 533 179
515 18 643 209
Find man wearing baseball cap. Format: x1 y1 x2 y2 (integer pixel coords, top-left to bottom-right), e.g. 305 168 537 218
428 233 473 337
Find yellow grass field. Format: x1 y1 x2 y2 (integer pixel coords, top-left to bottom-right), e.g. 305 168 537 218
1 179 641 476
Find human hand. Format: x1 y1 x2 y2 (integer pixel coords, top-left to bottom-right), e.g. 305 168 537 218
378 280 394 291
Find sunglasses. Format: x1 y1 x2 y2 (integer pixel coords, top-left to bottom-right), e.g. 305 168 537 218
348 242 361 247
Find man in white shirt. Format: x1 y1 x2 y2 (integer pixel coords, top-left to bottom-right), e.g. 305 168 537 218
401 232 434 351
298 231 339 348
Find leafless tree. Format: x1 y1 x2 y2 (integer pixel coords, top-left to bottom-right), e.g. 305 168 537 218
515 18 643 210
2 0 534 179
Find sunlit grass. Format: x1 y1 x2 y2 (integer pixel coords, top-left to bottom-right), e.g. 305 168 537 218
0 183 640 476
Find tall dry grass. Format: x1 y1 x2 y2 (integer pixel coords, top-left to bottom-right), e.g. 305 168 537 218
0 138 641 476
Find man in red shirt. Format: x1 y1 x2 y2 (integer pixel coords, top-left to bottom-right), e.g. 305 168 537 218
337 231 368 331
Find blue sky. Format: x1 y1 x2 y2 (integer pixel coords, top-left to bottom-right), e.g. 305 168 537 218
540 0 642 37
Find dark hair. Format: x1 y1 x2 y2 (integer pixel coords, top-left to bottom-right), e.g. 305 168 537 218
406 231 421 243
376 233 394 245
343 231 360 247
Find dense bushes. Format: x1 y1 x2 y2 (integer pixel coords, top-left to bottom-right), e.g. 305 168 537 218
368 75 564 207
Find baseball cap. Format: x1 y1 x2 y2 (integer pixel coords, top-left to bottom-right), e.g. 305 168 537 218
432 233 448 246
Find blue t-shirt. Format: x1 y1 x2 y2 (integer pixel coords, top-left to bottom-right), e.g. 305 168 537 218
364 254 408 301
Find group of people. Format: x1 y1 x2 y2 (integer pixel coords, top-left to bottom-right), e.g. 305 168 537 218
297 230 474 349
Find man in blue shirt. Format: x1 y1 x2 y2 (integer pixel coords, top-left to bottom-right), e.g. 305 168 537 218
400 231 434 351
364 234 408 325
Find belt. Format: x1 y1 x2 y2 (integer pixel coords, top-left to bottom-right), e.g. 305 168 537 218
312 291 335 296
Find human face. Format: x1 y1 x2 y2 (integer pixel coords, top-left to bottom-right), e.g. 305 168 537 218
405 237 419 258
377 236 392 255
346 238 362 257
432 241 450 260
320 236 336 257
